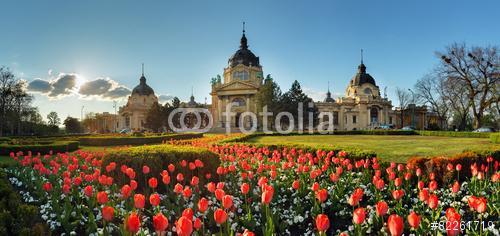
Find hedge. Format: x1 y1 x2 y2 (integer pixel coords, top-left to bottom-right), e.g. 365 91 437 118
415 130 491 138
491 133 500 144
0 141 80 156
0 170 50 235
101 144 220 193
78 133 203 146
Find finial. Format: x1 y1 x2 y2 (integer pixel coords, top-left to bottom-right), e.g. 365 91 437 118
242 21 245 34
328 81 330 92
361 49 364 64
141 63 144 76
191 86 194 96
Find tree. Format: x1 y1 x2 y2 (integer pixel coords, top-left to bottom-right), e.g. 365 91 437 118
441 77 471 130
280 80 318 131
414 73 448 129
144 102 164 132
256 74 282 129
64 116 82 133
171 97 181 108
437 43 499 128
395 87 411 128
47 111 61 126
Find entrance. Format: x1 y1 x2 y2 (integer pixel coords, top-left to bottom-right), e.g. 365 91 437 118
235 113 241 128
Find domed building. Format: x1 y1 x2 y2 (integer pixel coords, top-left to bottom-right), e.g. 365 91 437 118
210 25 264 130
316 57 395 130
118 67 159 131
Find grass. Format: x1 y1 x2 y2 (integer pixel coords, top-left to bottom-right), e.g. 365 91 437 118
246 135 500 163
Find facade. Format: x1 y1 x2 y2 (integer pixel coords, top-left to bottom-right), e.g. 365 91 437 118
210 28 264 130
394 104 447 130
118 71 158 131
83 112 118 133
316 62 396 130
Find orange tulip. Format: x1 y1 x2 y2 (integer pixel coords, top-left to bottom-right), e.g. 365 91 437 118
315 214 330 232
153 212 168 232
388 214 404 236
214 208 228 224
353 207 366 224
407 211 420 229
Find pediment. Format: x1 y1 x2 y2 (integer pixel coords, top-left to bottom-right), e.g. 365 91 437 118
216 81 258 91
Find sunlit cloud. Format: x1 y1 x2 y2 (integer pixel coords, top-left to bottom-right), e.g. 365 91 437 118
159 94 174 103
303 87 341 102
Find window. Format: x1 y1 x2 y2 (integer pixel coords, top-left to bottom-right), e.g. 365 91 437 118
364 88 372 95
232 71 249 80
333 111 339 125
352 115 357 124
370 107 378 124
232 98 246 107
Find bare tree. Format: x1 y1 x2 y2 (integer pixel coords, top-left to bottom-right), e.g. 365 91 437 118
441 77 471 130
437 43 499 128
414 73 449 129
395 87 411 128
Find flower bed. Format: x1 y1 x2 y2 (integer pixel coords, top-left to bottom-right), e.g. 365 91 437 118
4 144 500 235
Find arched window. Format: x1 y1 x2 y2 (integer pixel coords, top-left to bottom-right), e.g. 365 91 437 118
364 88 372 95
232 71 249 80
232 98 246 107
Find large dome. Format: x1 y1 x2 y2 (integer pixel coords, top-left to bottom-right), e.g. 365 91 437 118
132 75 155 96
228 32 260 68
350 63 376 86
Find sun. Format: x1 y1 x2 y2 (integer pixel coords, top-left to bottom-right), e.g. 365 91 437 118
74 75 87 90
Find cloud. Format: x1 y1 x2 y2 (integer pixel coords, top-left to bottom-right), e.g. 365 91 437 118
27 79 52 93
27 72 132 100
49 74 78 97
159 94 174 103
103 86 131 99
303 87 342 102
79 78 114 96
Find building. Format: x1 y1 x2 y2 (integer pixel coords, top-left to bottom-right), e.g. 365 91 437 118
83 112 118 133
394 104 447 130
316 60 396 130
118 68 159 131
210 26 263 130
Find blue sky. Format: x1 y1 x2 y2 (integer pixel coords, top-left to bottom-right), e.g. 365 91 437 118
1 0 499 120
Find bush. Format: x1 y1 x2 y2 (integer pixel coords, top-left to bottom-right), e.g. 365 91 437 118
0 141 79 156
416 130 491 138
101 144 220 193
0 170 49 235
79 133 203 146
490 133 500 143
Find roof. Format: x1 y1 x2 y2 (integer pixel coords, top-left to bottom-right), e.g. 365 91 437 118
350 63 377 86
132 75 155 96
228 32 260 68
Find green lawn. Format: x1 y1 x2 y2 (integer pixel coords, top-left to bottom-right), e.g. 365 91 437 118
246 135 499 163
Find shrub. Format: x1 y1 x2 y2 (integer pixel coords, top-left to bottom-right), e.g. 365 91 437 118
101 144 220 193
490 133 500 143
416 130 491 138
79 133 202 146
0 141 79 155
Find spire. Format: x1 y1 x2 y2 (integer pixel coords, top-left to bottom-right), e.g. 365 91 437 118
240 21 248 49
140 63 146 84
326 81 332 98
358 49 366 73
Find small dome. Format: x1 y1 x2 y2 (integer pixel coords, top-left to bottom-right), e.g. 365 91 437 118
132 75 155 96
324 90 335 103
350 63 376 86
228 33 260 68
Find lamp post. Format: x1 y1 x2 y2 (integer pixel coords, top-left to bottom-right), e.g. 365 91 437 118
408 89 415 129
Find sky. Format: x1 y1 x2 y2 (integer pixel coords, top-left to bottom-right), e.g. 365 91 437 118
1 0 499 121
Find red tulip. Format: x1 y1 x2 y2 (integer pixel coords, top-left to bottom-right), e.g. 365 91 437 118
376 201 388 216
241 183 250 195
222 194 233 209
134 194 145 209
168 163 175 172
102 206 114 222
214 208 228 224
446 208 461 236
176 216 193 236
242 229 255 236
153 212 169 232
130 180 138 190
148 177 158 189
451 181 460 193
197 197 209 213
193 217 202 230
292 180 300 189
215 188 225 200
84 185 93 197
190 176 199 186
387 214 404 236
177 173 184 182
315 214 330 232
261 187 274 205
315 189 328 203
455 164 462 171
375 179 385 190
183 186 193 198
162 174 171 185
392 189 404 201
182 208 194 219
407 211 420 229
311 182 320 191
427 194 439 210
150 193 160 206
353 207 366 224
126 212 141 233
43 182 52 191
121 184 132 199
97 191 108 204
142 165 150 174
